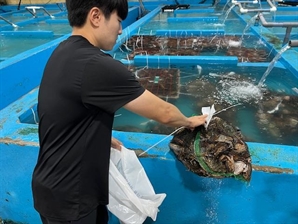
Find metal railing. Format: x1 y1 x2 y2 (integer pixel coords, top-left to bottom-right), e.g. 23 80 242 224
0 15 18 27
25 6 55 18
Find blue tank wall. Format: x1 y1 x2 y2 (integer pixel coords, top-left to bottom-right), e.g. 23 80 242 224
0 38 62 110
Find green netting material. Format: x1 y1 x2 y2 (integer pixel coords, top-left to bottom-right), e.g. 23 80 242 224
194 130 235 178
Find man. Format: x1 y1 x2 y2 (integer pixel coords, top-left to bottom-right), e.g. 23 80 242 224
32 0 207 223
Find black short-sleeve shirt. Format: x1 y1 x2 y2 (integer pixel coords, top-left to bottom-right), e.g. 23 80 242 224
32 35 145 221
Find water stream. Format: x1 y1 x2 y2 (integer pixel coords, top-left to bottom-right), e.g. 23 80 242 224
240 14 259 42
258 44 291 87
222 4 236 24
227 13 259 48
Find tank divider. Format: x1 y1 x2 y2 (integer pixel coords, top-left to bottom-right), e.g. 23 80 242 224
133 55 238 66
155 29 225 37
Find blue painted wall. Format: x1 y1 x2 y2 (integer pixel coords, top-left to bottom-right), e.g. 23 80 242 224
1 127 297 223
0 39 60 110
122 6 140 29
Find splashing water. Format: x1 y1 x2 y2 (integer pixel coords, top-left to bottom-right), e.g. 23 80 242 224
218 80 263 104
257 44 291 87
228 40 242 47
213 23 225 27
227 14 259 48
203 179 222 224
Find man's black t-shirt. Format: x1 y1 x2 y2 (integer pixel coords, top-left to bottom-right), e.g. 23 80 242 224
32 35 145 221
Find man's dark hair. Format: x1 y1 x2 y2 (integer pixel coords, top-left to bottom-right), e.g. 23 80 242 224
66 0 128 27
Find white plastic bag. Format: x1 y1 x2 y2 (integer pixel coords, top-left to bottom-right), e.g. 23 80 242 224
108 145 166 224
201 104 216 129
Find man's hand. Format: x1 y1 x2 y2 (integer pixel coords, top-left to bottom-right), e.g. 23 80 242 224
186 114 208 130
111 137 122 150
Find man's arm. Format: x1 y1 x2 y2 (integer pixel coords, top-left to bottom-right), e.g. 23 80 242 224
124 90 207 129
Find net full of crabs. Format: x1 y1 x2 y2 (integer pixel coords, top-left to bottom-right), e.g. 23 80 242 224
169 116 252 182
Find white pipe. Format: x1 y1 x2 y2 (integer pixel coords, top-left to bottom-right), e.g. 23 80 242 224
26 6 42 10
235 0 277 13
231 0 258 4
